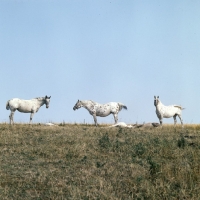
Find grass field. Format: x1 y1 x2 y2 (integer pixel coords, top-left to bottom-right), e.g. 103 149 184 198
0 123 200 199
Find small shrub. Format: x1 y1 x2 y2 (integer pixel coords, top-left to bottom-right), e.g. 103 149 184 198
152 137 160 145
147 156 161 176
65 151 74 159
177 136 186 148
118 127 123 134
132 143 146 166
134 143 146 156
98 133 111 148
112 139 124 152
96 162 106 168
136 176 143 185
81 155 87 163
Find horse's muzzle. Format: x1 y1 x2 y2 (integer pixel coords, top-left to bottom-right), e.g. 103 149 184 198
46 105 49 108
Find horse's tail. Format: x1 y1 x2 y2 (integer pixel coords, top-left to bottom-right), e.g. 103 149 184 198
6 100 10 110
174 105 185 110
118 103 127 111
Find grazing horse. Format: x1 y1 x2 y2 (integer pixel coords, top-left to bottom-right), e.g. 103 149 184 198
6 96 51 124
154 96 184 127
73 100 127 126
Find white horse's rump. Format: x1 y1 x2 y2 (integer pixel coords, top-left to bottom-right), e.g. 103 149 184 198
154 96 184 127
6 96 51 124
73 100 127 126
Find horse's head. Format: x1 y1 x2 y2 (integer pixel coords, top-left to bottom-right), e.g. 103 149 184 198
44 95 51 108
154 96 160 106
73 100 82 110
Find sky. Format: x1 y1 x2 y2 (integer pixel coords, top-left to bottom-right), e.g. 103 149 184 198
0 0 200 124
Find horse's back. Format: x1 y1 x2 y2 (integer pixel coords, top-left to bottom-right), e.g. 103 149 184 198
7 98 35 112
170 105 182 113
108 102 127 112
9 98 23 105
115 102 127 110
162 105 182 117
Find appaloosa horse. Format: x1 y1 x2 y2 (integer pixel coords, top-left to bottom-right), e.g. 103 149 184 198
73 100 127 126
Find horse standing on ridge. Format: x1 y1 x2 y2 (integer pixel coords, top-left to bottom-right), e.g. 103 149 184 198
73 100 127 126
154 96 184 127
6 96 51 125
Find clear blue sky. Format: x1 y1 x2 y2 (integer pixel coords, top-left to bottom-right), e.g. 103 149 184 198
0 0 199 124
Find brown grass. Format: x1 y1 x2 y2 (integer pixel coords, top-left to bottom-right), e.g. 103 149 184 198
0 123 200 199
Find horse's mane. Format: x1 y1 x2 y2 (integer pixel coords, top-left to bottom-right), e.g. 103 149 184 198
34 97 44 100
89 100 96 104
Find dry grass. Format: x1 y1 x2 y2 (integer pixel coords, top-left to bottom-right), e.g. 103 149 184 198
0 123 200 199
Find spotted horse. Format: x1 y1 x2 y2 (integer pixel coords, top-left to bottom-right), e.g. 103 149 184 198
73 100 127 126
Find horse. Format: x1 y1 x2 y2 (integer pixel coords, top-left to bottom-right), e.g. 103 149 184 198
154 96 184 127
73 100 127 126
6 96 51 125
109 122 133 128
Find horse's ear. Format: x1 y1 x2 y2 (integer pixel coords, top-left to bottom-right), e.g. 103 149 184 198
154 96 156 99
157 96 159 98
49 96 51 99
45 95 47 99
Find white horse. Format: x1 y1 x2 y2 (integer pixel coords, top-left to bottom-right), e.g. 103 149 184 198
109 122 133 128
154 96 184 127
6 96 51 124
73 100 127 126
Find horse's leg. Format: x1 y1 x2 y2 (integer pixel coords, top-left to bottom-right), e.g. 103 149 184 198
173 114 177 126
29 112 35 124
177 114 184 128
9 111 15 125
113 113 118 124
92 114 98 126
159 118 163 128
9 112 12 125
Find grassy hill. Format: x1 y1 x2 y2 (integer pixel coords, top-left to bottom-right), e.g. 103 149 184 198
0 124 199 199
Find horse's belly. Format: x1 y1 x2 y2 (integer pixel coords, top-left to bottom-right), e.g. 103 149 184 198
163 114 172 118
96 110 110 117
157 107 175 118
17 103 33 113
97 113 110 117
17 107 31 113
163 110 175 118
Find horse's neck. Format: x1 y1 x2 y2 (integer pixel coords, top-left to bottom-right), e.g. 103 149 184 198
82 100 95 109
157 101 165 110
34 98 45 107
80 100 88 108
